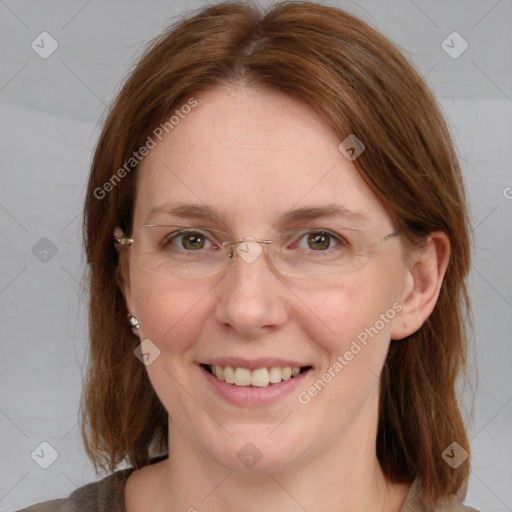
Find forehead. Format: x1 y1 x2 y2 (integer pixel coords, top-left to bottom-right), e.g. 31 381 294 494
133 86 390 230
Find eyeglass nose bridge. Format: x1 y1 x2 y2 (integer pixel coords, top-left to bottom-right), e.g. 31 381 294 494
222 236 274 264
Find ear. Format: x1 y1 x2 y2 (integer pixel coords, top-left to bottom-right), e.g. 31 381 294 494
391 231 450 340
114 226 137 316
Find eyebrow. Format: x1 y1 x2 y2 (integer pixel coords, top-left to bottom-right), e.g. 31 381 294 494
276 204 369 227
145 203 227 225
145 203 369 228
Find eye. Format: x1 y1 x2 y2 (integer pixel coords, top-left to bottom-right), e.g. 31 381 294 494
163 230 213 251
296 231 345 251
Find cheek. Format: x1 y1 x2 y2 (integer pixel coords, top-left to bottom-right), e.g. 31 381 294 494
295 283 401 419
128 273 216 423
297 271 402 366
129 271 212 357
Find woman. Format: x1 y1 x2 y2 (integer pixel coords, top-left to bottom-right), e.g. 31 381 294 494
20 1 480 511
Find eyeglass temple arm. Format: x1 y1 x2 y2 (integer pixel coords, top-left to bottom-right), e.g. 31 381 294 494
115 236 134 246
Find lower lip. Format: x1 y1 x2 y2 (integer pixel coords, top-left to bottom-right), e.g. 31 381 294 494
199 365 312 407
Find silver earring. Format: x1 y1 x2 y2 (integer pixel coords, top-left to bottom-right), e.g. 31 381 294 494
128 315 140 334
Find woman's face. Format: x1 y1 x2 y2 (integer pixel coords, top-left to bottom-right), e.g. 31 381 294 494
123 86 411 473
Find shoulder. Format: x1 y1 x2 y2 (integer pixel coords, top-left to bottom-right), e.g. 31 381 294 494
400 478 483 512
16 499 67 512
15 468 133 512
15 456 169 512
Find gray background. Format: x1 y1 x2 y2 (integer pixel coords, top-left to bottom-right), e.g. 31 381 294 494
1 0 511 510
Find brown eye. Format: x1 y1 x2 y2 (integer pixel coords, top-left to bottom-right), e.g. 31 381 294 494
181 232 206 250
306 232 332 251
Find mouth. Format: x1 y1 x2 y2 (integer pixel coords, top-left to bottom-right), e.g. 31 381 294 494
200 363 313 388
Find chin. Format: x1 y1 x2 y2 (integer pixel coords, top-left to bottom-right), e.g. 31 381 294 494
204 429 309 474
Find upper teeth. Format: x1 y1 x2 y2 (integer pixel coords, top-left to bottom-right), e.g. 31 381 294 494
211 365 301 387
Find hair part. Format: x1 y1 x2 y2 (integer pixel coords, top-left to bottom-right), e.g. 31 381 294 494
82 1 472 502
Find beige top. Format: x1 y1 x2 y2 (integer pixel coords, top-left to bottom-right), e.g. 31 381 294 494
17 467 481 512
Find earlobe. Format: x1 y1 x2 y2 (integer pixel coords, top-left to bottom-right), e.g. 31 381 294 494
391 232 450 340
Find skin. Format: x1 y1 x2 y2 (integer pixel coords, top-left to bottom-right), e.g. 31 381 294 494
121 86 450 512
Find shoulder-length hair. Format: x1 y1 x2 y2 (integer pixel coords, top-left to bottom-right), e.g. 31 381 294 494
82 0 472 502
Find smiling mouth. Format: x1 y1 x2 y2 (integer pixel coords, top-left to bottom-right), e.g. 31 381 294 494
201 364 312 388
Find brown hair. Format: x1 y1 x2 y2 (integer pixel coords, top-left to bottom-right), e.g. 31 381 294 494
82 0 472 502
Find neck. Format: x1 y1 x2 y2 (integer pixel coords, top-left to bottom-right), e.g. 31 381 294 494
144 410 409 512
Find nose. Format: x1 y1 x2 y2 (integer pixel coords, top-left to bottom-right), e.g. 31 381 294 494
213 242 289 339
